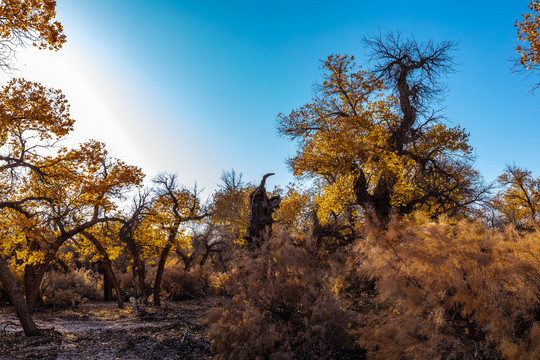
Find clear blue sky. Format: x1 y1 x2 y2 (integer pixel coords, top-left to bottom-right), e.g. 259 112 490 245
14 0 540 195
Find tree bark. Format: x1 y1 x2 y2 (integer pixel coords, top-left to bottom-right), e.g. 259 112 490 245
153 243 172 307
0 256 40 336
247 173 280 244
102 259 123 308
24 264 38 310
103 267 113 302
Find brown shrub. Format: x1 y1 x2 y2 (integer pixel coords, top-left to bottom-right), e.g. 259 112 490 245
206 229 363 360
160 265 214 301
41 268 102 308
353 217 540 360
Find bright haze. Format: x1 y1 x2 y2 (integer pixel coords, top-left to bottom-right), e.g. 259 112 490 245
3 0 539 195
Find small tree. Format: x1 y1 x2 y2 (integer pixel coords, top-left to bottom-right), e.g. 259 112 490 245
492 165 540 229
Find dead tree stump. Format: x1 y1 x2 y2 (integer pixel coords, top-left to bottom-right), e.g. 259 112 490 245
246 173 280 245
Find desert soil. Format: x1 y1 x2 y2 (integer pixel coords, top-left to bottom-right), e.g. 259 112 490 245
0 300 214 359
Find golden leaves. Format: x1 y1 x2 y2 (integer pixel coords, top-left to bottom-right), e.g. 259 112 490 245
516 1 540 70
0 0 66 50
277 54 475 220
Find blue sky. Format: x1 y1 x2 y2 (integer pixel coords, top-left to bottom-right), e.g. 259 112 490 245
10 0 539 196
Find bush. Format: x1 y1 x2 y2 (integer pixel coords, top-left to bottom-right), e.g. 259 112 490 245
41 268 102 308
353 217 540 360
161 265 214 301
207 229 363 360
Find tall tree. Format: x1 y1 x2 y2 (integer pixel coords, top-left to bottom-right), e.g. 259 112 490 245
277 33 485 224
152 173 207 306
0 77 73 335
116 190 154 305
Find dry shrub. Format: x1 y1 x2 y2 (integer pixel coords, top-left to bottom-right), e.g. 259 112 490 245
161 265 213 300
41 268 102 307
207 229 363 360
354 217 540 360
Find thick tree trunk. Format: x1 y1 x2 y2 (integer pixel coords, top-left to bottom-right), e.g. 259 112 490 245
24 264 37 309
25 264 45 314
153 243 172 307
0 257 40 336
103 268 113 301
247 173 280 244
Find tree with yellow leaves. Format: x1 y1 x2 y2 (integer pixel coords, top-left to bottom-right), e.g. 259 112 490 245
277 33 486 225
0 0 65 68
516 0 540 89
0 75 73 335
210 169 252 244
492 165 540 229
151 173 208 306
19 140 143 312
0 81 143 333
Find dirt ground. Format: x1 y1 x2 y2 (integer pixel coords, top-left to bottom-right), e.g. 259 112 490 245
0 300 214 359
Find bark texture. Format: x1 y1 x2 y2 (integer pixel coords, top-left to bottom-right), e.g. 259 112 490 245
247 173 281 244
0 256 40 336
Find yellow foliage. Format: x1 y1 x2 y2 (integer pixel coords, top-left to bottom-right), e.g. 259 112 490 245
277 54 479 223
0 0 66 51
517 1 540 71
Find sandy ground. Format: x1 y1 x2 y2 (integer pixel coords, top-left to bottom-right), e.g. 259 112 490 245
0 300 213 359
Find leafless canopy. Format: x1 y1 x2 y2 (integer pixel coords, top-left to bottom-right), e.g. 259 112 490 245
364 31 456 118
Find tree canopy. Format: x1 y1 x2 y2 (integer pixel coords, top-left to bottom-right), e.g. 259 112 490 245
516 0 540 89
277 34 485 224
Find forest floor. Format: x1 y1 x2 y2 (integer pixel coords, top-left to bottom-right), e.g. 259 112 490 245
0 300 214 359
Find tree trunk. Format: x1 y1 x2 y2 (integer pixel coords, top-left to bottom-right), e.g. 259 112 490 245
24 264 37 309
0 257 40 336
103 267 113 301
199 248 211 267
103 259 123 309
26 263 48 314
153 243 172 307
121 225 148 305
247 173 280 244
82 232 124 309
135 262 148 305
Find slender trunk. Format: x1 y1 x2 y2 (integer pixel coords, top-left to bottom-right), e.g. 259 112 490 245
103 259 123 308
83 232 124 309
199 248 211 267
153 243 172 307
121 225 148 305
0 257 40 336
136 262 148 305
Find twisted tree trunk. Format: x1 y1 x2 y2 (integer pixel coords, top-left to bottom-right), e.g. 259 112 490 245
247 173 281 244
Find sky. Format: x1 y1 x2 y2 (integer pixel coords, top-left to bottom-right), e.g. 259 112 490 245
4 0 539 197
